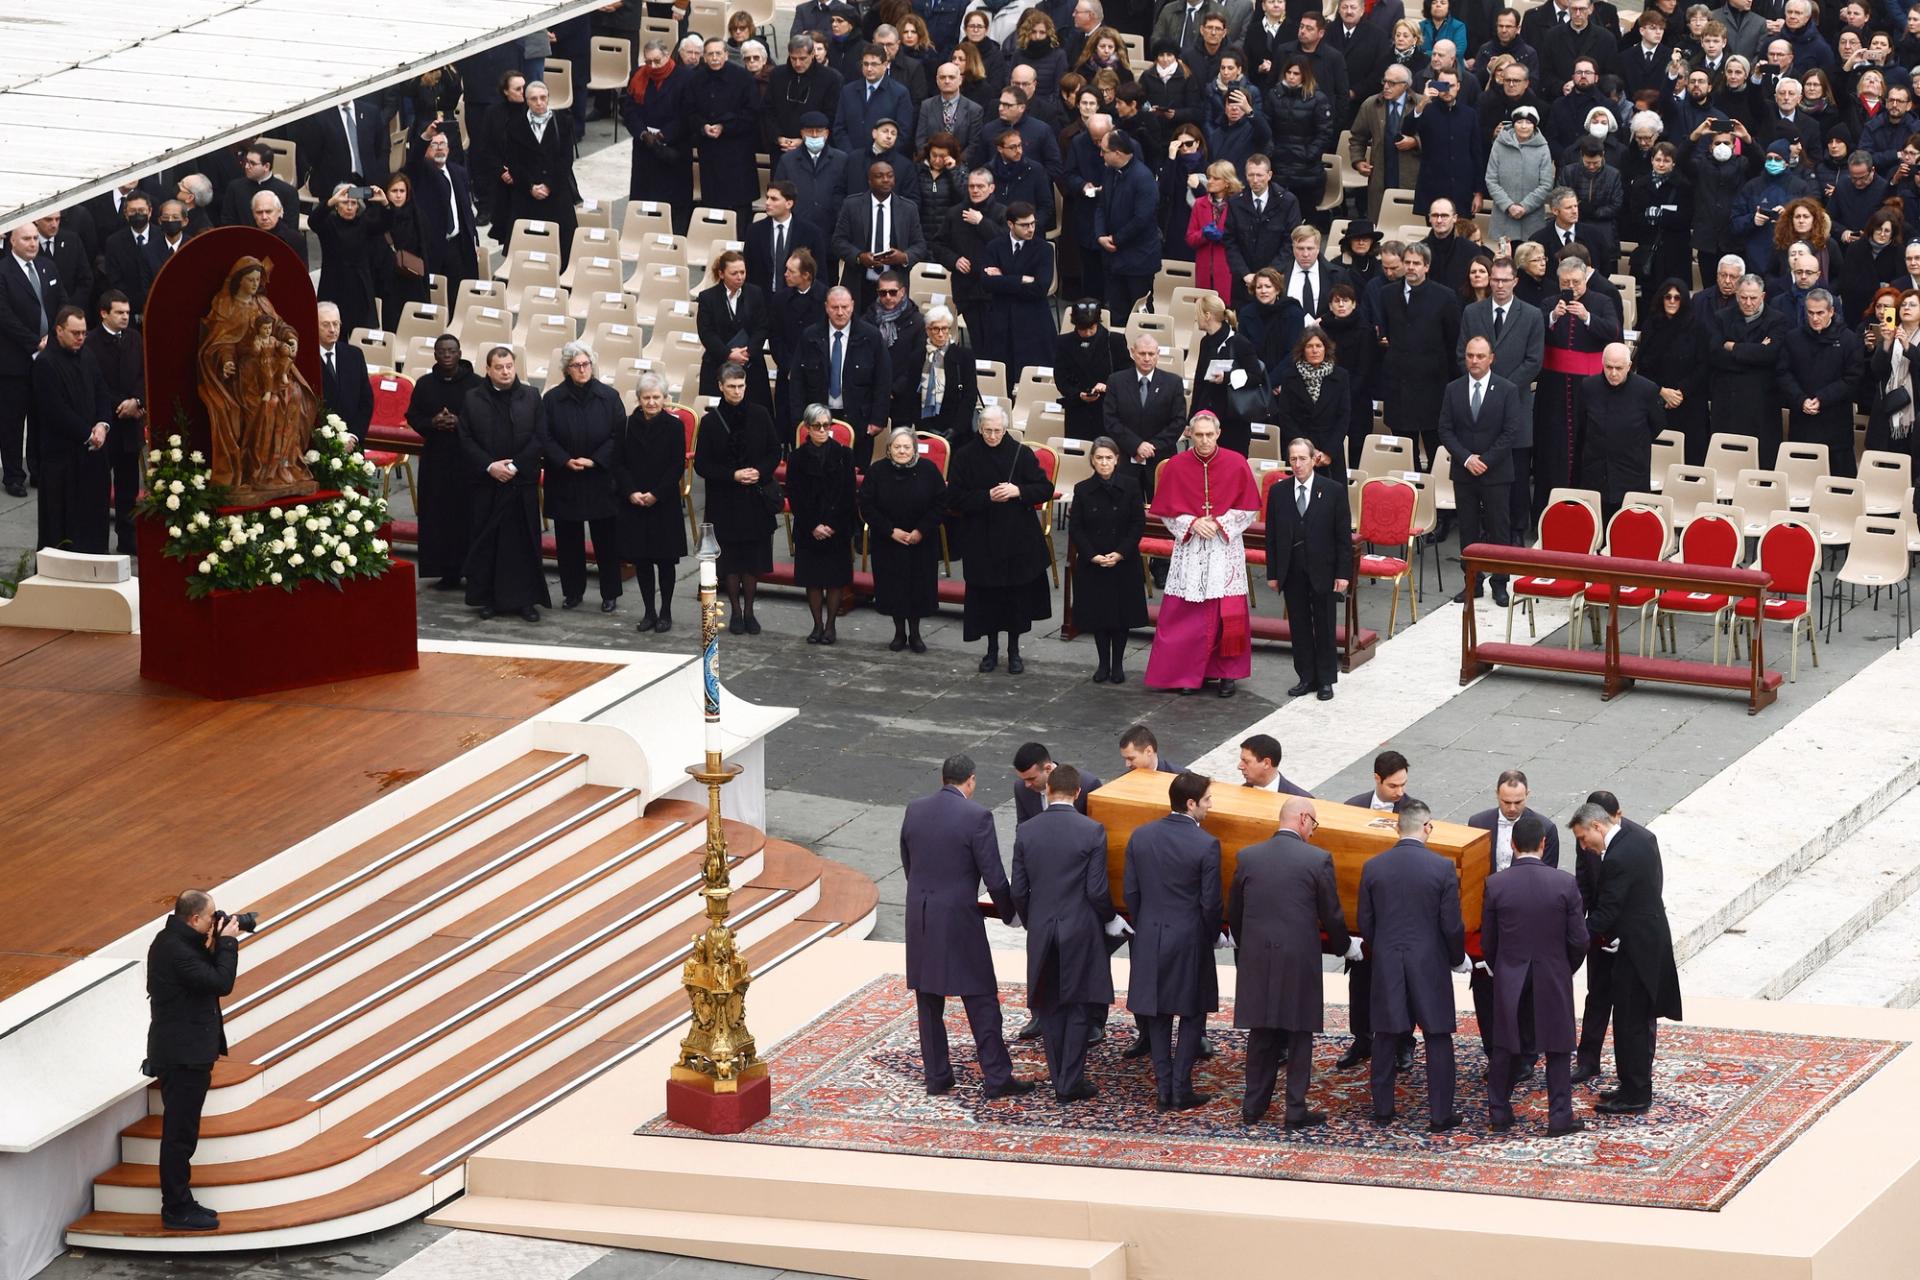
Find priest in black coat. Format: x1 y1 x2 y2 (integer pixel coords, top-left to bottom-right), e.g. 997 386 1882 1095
1010 764 1118 1102
1231 797 1358 1128
31 307 113 553
1577 343 1664 521
404 336 483 589
1123 771 1225 1112
460 348 552 620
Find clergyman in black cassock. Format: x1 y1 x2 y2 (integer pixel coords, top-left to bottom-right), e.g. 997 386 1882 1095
1481 815 1589 1135
404 339 484 588
1230 798 1357 1128
1356 804 1468 1130
460 354 552 617
1010 767 1118 1101
900 757 1031 1097
1123 772 1224 1110
31 311 114 553
1572 802 1683 1113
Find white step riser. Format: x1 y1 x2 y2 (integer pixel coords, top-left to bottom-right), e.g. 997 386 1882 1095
68 1178 447 1254
1786 892 1920 1008
225 795 639 1044
95 887 818 1215
129 855 787 1167
150 1068 267 1119
228 761 590 975
244 822 712 1091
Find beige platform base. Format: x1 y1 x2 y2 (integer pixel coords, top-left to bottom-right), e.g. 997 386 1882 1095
439 939 1920 1280
0 574 137 633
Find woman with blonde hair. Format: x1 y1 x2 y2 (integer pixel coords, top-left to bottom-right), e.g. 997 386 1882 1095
1189 292 1265 457
1186 160 1243 296
1013 8 1068 100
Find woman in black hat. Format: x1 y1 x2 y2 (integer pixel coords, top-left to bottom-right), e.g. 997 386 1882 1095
1334 218 1381 291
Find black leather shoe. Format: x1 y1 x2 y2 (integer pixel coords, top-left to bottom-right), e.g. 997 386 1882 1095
1121 1035 1150 1059
1241 1108 1267 1125
637 610 658 633
1451 587 1481 604
1016 1019 1044 1041
729 615 745 634
519 606 541 622
1429 1112 1465 1133
562 595 582 609
1007 653 1025 674
1085 1026 1106 1045
1109 665 1126 683
806 626 824 644
979 652 998 672
161 1204 219 1231
600 599 617 613
2 482 26 498
1092 664 1111 683
1596 1088 1623 1104
432 576 463 591
1155 1097 1175 1112
1570 1064 1600 1085
926 1078 954 1096
1172 1092 1212 1110
822 626 837 645
1285 1110 1327 1131
1335 1044 1370 1070
1512 1063 1536 1085
1547 1118 1589 1137
908 634 926 653
1216 678 1235 697
1058 1081 1099 1103
1492 585 1511 607
478 606 496 620
1198 1036 1215 1060
890 634 909 652
744 615 761 635
1489 1117 1514 1134
1371 1111 1396 1127
1595 1098 1651 1115
1286 680 1314 697
655 614 672 633
1317 686 1334 700
983 1078 1037 1100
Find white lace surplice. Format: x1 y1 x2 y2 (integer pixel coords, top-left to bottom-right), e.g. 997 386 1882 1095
1163 508 1257 602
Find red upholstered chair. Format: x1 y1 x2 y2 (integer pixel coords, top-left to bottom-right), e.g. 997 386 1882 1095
1731 516 1820 679
1505 498 1601 642
1651 510 1743 662
915 433 955 576
1355 476 1419 637
364 373 419 506
1138 458 1175 596
1030 444 1060 586
1572 505 1669 655
368 373 414 435
669 403 699 545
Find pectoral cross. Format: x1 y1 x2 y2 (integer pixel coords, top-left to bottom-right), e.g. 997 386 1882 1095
1200 458 1213 516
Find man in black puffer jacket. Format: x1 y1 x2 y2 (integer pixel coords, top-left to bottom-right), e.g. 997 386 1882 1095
144 890 240 1231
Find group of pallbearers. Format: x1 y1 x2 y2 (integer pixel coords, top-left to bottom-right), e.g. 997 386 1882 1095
901 752 1682 1135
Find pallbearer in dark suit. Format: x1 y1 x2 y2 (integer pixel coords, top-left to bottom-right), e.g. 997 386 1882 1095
1356 801 1470 1132
1339 751 1421 1073
1236 734 1312 797
1231 798 1362 1128
900 755 1035 1098
1437 336 1525 605
1570 800 1683 1114
1482 813 1590 1136
1123 772 1224 1111
1265 436 1353 702
1011 765 1120 1102
1009 742 1107 1044
1572 789 1625 1081
1466 768 1561 1070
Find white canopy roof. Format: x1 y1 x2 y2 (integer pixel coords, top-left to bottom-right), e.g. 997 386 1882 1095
0 0 612 226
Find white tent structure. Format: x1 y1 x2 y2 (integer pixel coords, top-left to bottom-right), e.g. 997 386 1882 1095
0 0 612 227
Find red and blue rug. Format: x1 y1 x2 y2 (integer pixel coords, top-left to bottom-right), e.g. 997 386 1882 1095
638 975 1904 1210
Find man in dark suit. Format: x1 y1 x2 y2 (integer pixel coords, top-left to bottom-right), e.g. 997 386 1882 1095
1232 797 1360 1127
1339 749 1421 1072
219 142 302 229
1013 741 1105 824
1438 336 1524 605
792 286 893 443
831 160 927 310
411 130 482 292
1465 768 1560 1072
745 182 829 298
1237 733 1311 797
316 304 373 445
1223 156 1301 305
92 291 146 554
1458 258 1545 543
1124 771 1224 1111
1 226 66 496
1380 240 1461 469
1570 799 1682 1114
900 754 1034 1098
934 172 1006 347
1102 332 1186 495
32 213 92 315
303 94 390 203
1280 225 1345 322
145 889 241 1231
915 61 986 153
1011 765 1119 1102
1572 788 1628 1079
1117 722 1183 776
1481 813 1589 1136
99 193 166 325
1357 802 1470 1131
1266 435 1354 701
1529 187 1608 262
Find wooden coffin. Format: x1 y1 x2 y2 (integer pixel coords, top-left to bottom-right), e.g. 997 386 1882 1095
1085 768 1492 932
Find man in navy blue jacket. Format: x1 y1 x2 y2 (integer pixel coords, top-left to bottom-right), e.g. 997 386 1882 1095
1093 132 1164 320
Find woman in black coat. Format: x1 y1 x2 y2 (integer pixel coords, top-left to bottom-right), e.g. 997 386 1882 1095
693 361 783 631
1189 293 1266 458
1068 437 1148 682
611 374 689 632
1632 279 1712 464
378 172 433 332
788 404 859 642
683 40 763 226
906 307 981 440
948 407 1053 673
1236 267 1306 373
861 428 950 651
1276 327 1353 484
313 185 388 337
542 343 626 611
1318 284 1377 468
1053 300 1129 441
621 45 694 227
1265 59 1335 227
475 70 525 244
499 81 580 266
1838 208 1904 328
695 249 774 414
404 337 485 589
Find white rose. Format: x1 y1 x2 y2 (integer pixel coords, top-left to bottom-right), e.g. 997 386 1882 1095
148 449 162 463
295 505 309 518
169 448 182 462
345 553 357 567
197 559 211 573
167 434 181 447
270 572 283 584
190 450 205 464
372 539 388 553
205 553 219 566
330 560 345 575
304 450 321 463
168 525 182 537
218 539 233 552
317 424 334 439
342 523 359 537
288 553 304 566
165 494 180 510
350 451 365 463
169 480 185 495
303 519 318 532
195 512 211 527
268 508 282 521
191 475 206 489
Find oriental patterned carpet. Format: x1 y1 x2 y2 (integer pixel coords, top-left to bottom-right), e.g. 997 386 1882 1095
638 975 1907 1211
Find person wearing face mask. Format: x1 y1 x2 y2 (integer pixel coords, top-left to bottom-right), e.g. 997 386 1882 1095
404 334 484 590
623 38 693 225
1730 137 1813 270
774 112 854 233
100 195 164 324
1685 122 1750 286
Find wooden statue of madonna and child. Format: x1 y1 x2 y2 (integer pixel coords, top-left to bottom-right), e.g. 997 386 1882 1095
196 255 322 505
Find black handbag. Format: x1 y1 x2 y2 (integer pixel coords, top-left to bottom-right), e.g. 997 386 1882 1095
1228 357 1272 420
756 477 785 516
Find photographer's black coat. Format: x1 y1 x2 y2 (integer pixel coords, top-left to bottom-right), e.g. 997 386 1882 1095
145 916 238 1069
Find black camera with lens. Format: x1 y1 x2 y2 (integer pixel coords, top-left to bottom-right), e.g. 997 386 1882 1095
212 910 259 934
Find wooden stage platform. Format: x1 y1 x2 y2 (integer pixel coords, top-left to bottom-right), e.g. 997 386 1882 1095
0 628 616 1002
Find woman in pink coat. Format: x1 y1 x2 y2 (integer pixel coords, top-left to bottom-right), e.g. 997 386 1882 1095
1185 161 1241 298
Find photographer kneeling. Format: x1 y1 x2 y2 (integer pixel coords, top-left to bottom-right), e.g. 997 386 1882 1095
145 890 241 1231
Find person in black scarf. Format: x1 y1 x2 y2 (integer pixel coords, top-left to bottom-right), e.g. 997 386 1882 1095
1836 208 1903 328
1631 278 1711 464
1068 436 1147 682
788 404 859 642
612 373 689 632
1189 293 1266 457
948 405 1053 673
1237 267 1307 376
693 362 782 632
404 334 484 589
460 347 551 621
861 427 948 651
542 342 625 612
1318 284 1376 469
31 308 112 554
1053 299 1129 441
